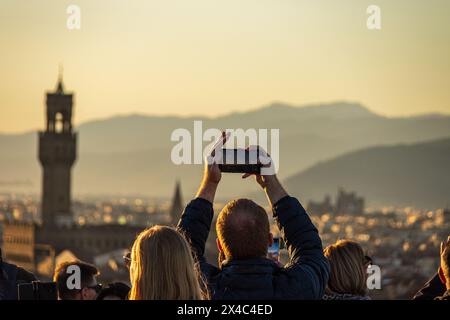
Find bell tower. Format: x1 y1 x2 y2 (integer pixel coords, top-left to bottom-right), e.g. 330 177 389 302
169 180 183 225
38 71 77 227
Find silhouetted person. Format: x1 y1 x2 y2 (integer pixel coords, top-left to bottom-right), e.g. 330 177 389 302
53 260 101 300
128 226 205 300
414 236 450 300
178 136 329 299
96 282 130 300
323 240 371 300
0 248 37 300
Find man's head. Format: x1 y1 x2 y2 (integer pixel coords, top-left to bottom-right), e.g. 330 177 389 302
439 236 450 290
53 260 100 300
216 199 272 264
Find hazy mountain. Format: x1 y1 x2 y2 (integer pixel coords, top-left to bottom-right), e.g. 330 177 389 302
284 138 450 209
1 101 450 202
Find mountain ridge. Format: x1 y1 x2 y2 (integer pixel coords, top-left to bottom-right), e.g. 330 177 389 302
284 137 450 209
3 100 442 137
1 101 450 203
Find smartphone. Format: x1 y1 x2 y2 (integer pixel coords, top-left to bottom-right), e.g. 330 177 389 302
218 148 261 174
268 237 280 262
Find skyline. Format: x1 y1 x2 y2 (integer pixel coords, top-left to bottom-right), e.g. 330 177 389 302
1 1 449 305
1 0 450 133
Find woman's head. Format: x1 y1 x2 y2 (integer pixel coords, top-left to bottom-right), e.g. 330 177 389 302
128 225 204 300
324 239 370 296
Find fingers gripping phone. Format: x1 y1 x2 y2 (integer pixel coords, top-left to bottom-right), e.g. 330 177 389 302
218 148 262 174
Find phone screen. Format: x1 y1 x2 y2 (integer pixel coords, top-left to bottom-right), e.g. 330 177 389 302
268 237 280 262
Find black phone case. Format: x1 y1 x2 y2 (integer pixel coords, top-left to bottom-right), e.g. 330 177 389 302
218 164 261 174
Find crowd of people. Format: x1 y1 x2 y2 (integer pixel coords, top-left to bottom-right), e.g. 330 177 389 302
1 137 449 301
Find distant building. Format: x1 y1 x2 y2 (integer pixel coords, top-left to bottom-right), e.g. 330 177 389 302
307 195 333 216
1 75 143 275
444 208 450 224
38 75 76 227
335 188 365 215
1 221 35 272
169 180 183 225
307 188 365 216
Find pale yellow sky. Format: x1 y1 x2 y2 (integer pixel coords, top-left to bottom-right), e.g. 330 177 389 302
1 0 449 133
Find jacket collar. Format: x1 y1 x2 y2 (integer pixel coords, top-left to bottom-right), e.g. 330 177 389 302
221 257 279 274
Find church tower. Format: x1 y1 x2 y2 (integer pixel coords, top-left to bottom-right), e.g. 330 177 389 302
169 180 183 225
38 72 77 227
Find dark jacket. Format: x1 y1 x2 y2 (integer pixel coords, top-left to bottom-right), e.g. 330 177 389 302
412 272 447 300
178 196 330 300
0 261 37 300
0 261 17 300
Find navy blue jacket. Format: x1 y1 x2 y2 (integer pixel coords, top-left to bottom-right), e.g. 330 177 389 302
0 262 17 300
0 261 37 300
412 271 447 300
178 196 330 300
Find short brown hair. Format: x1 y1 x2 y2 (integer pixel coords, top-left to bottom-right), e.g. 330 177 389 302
216 199 270 260
53 260 99 300
324 240 367 296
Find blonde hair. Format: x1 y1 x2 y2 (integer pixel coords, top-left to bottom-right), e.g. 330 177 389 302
128 225 205 300
324 239 368 296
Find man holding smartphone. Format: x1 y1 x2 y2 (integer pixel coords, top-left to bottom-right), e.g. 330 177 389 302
178 134 330 300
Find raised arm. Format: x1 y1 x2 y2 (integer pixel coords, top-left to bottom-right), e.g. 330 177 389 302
272 194 329 281
269 179 329 298
177 132 227 261
242 148 330 299
414 236 450 299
